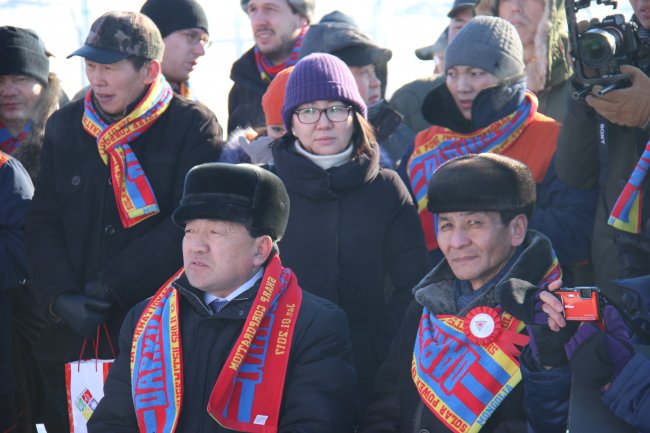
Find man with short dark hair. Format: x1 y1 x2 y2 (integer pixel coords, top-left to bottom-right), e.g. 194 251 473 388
361 153 571 433
140 0 210 99
24 11 223 431
88 163 357 432
228 0 314 133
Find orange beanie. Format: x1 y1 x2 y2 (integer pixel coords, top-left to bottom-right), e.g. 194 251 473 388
262 66 294 126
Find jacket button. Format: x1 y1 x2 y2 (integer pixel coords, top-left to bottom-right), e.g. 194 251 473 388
107 177 112 186
71 175 81 186
104 225 115 235
418 430 430 433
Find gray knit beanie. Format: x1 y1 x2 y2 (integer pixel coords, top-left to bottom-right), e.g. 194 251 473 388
445 16 524 81
282 53 367 131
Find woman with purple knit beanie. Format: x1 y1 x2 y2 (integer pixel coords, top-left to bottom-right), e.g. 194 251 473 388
271 53 431 414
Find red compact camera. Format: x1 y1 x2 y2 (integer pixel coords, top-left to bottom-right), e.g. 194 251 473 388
555 287 602 321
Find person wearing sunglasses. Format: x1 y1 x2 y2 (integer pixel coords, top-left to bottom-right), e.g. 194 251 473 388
271 53 431 417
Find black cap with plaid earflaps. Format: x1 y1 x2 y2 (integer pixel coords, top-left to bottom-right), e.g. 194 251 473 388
172 163 290 242
68 11 164 64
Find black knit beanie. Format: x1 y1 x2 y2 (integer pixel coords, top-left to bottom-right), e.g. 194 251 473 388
141 0 209 37
0 26 49 85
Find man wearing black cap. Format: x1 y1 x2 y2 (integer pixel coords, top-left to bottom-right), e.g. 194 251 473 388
390 0 475 134
297 10 414 168
88 162 357 433
24 11 223 431
140 0 210 99
361 154 571 433
0 26 66 180
228 0 314 134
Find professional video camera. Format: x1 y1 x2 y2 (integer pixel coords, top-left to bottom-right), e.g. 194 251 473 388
567 0 643 97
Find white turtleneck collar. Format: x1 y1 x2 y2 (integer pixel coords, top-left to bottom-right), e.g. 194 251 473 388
294 140 353 170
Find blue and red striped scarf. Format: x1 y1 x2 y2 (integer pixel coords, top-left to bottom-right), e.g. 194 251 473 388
178 81 195 101
412 257 561 433
0 120 31 155
407 92 537 251
255 26 309 83
82 74 172 228
131 255 302 433
608 139 650 234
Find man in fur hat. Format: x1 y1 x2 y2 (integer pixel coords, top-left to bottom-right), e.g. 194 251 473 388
89 162 357 432
0 26 66 181
361 153 572 433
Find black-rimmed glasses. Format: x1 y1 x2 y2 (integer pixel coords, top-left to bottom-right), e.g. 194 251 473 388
293 106 352 124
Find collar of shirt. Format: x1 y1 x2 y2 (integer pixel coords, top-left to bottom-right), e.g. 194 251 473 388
203 268 264 307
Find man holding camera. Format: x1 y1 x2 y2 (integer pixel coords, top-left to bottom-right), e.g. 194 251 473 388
555 0 650 289
361 153 572 433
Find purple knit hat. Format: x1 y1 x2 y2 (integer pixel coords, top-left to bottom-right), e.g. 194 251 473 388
282 53 367 131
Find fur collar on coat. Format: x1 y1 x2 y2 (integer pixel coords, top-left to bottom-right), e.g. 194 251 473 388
13 72 64 181
413 230 556 316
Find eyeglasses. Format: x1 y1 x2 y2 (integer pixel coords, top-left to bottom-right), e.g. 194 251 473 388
293 106 352 124
181 30 212 48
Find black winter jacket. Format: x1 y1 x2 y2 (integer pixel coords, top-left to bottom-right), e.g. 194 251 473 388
228 48 268 134
271 138 431 403
88 274 358 433
25 95 223 361
360 231 571 433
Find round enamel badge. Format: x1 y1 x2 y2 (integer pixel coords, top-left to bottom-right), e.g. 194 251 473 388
464 306 502 346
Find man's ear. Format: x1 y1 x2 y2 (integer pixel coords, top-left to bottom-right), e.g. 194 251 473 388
253 235 274 266
143 59 161 85
510 214 528 247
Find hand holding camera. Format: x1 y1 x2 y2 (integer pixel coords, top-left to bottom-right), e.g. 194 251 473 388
497 278 577 367
585 64 650 128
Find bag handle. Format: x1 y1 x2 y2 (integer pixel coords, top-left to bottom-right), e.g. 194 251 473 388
76 324 117 372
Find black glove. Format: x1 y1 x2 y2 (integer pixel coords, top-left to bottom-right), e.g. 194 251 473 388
83 279 118 306
565 306 634 389
497 278 578 367
51 292 112 337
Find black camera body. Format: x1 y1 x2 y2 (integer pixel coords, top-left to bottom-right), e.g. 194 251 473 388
578 14 639 76
567 0 641 95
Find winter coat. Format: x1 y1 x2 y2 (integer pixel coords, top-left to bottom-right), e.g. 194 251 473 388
0 154 33 290
360 230 570 433
554 33 650 288
389 75 442 134
271 137 431 404
24 94 223 362
602 353 650 432
399 81 597 270
88 274 358 433
370 101 415 169
11 72 65 182
475 0 572 122
228 47 268 134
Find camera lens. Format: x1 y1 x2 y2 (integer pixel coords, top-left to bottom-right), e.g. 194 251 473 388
579 28 619 69
580 288 593 299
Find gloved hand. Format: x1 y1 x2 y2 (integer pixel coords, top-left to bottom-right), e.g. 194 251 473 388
586 65 650 128
565 305 634 389
83 279 117 306
239 134 274 164
497 278 578 367
51 292 112 337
